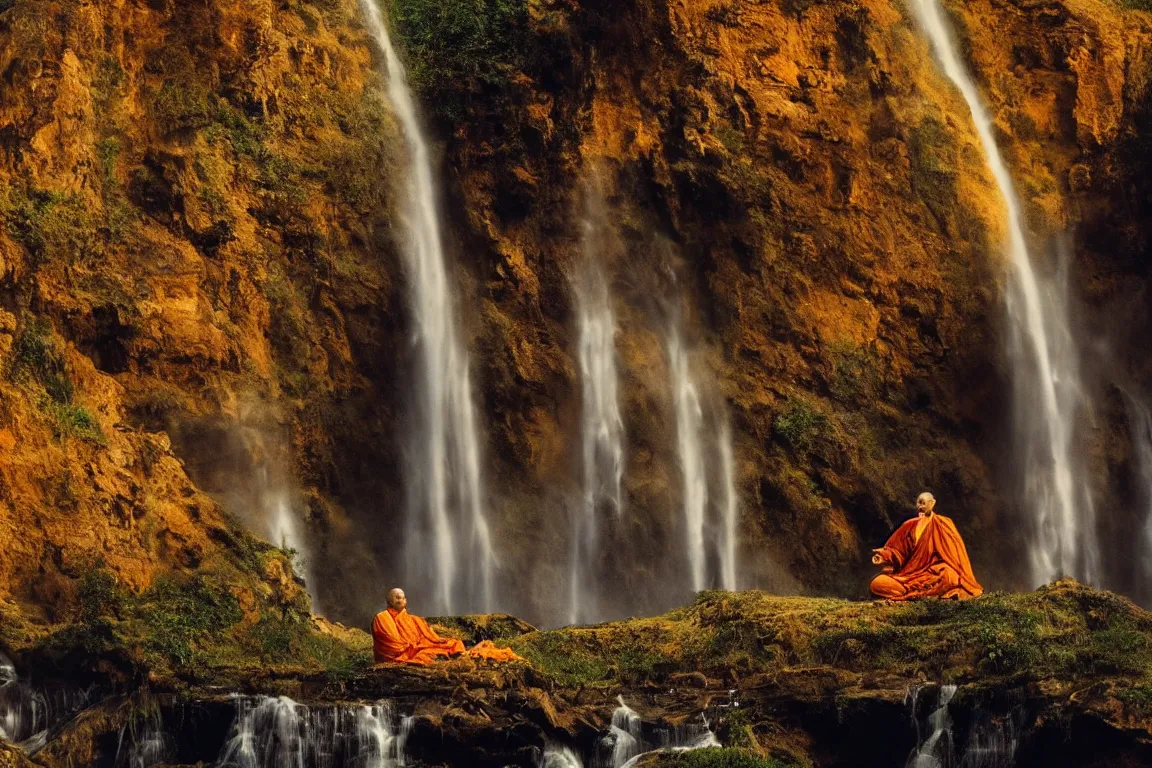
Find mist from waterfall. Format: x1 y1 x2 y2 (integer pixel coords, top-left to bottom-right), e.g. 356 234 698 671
910 0 1097 586
570 244 625 626
1123 391 1152 584
257 467 321 615
359 0 495 614
668 328 739 593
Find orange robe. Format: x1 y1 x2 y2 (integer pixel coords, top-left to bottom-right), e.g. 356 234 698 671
870 514 983 601
372 608 524 665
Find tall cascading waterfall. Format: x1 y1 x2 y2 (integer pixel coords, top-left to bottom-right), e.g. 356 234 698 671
359 0 495 614
570 254 625 625
668 331 709 592
910 0 1098 585
667 329 739 593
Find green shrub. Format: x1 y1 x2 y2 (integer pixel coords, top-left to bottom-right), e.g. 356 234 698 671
773 398 828 453
140 575 244 666
660 748 791 768
389 0 531 122
1 187 97 265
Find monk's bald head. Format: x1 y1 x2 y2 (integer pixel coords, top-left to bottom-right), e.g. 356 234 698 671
386 588 407 611
916 492 936 516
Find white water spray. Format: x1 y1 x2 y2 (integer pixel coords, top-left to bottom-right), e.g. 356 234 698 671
717 422 739 592
907 684 956 768
216 695 409 767
610 696 719 768
359 0 495 614
910 0 1096 585
667 329 739 593
570 245 625 626
668 331 709 593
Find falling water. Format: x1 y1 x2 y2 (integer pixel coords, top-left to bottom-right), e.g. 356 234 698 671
717 422 738 592
570 251 625 626
606 697 719 768
0 652 90 752
667 329 739 593
216 696 409 768
668 331 709 593
258 467 321 615
539 744 584 768
910 0 1097 586
1123 391 1152 584
907 685 957 768
358 0 495 614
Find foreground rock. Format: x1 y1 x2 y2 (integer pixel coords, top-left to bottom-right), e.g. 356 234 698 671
3 580 1152 766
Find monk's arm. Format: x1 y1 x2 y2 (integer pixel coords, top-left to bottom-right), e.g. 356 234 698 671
874 522 913 569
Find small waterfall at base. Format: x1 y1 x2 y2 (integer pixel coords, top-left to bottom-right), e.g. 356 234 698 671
0 651 91 753
539 744 584 768
907 685 957 768
358 0 495 615
604 697 719 768
667 328 739 593
215 696 409 768
909 0 1097 586
570 253 624 626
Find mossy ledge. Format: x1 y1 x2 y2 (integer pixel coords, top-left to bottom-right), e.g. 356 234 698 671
7 579 1152 766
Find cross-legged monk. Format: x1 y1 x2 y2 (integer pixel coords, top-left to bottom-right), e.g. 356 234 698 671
870 492 983 601
372 588 524 664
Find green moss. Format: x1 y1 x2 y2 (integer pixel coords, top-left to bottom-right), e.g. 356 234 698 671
657 748 791 767
510 630 611 687
773 398 829 454
1 187 98 266
389 0 531 123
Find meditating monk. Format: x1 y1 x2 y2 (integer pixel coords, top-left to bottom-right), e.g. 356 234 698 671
870 492 983 601
372 587 524 664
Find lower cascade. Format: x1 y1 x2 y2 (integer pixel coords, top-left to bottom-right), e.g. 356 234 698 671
213 696 410 768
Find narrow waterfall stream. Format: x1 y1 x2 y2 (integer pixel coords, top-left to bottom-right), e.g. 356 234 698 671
909 0 1097 586
668 330 709 593
667 327 739 593
571 252 624 625
358 0 495 614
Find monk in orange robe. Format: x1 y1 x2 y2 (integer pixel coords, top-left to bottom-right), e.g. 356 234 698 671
870 492 983 601
372 588 524 665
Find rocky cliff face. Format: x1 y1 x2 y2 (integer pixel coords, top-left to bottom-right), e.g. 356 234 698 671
0 0 1149 633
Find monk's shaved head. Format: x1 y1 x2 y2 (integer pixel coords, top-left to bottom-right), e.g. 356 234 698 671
916 492 936 516
386 588 407 610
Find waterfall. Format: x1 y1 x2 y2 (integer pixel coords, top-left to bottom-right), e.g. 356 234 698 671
668 331 709 592
909 0 1097 586
0 652 90 753
907 684 957 768
717 422 738 592
539 744 584 768
215 696 409 768
607 697 718 768
115 709 173 768
570 242 625 626
358 0 495 614
257 466 321 616
667 329 739 593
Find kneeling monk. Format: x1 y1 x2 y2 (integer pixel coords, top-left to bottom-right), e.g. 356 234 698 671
372 588 524 664
870 492 982 601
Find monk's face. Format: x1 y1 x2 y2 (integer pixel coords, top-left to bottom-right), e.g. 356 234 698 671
916 494 935 516
387 588 407 612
